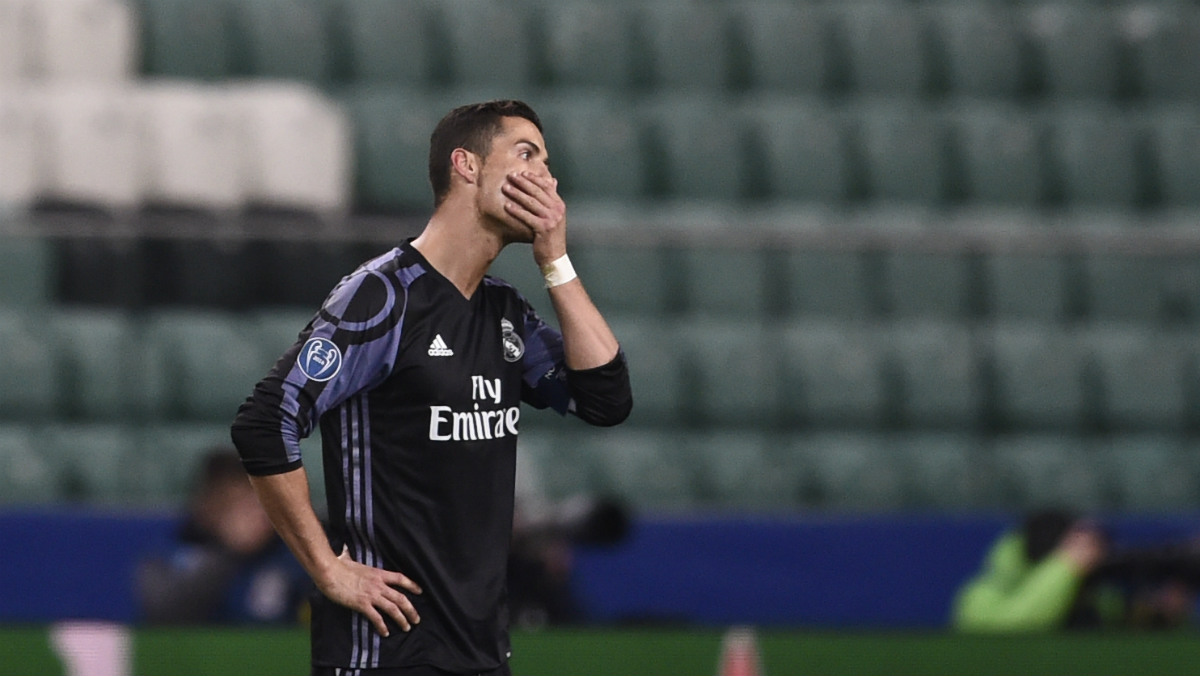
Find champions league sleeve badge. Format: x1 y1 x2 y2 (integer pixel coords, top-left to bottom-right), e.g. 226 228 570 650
501 318 524 363
297 336 343 381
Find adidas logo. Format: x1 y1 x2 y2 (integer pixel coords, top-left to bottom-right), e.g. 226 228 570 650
428 334 454 357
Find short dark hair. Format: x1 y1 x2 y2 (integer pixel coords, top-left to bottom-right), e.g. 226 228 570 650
428 100 542 207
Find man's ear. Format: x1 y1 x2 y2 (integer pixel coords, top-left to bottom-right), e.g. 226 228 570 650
450 148 479 186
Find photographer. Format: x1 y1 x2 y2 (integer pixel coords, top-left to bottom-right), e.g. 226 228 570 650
953 509 1198 632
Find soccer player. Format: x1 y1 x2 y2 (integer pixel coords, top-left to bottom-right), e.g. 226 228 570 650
230 100 632 676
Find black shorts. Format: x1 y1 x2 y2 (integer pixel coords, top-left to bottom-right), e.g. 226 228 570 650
312 663 512 676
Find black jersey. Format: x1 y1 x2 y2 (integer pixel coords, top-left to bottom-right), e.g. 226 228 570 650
231 241 616 673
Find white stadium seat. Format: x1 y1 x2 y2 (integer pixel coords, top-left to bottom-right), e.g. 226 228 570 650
0 0 32 82
139 81 244 211
26 0 136 82
227 81 352 215
37 83 144 209
0 88 41 206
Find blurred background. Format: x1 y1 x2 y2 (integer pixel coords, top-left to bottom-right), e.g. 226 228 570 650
3 0 1200 673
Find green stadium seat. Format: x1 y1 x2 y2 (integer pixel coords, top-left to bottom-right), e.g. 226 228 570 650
1048 106 1146 208
575 429 700 512
569 244 674 317
607 318 687 426
636 2 736 91
880 250 974 319
885 321 983 430
132 423 238 505
335 0 437 87
853 101 953 205
228 0 335 83
542 2 638 89
1148 108 1200 208
48 309 144 422
680 320 781 429
948 103 1049 207
639 97 753 202
786 432 907 511
742 97 852 203
436 0 541 89
137 0 235 79
983 251 1071 322
989 434 1106 511
536 96 649 202
0 236 54 308
782 248 874 319
1081 253 1170 323
929 3 1030 99
1121 4 1200 102
891 432 990 509
834 2 932 97
252 308 317 360
37 425 135 503
985 324 1088 432
344 87 442 213
779 321 887 429
142 310 270 421
0 310 57 421
1094 435 1197 511
515 430 596 503
0 426 55 505
140 238 253 308
1024 3 1127 100
676 246 769 318
687 432 798 510
735 2 835 94
1084 326 1188 432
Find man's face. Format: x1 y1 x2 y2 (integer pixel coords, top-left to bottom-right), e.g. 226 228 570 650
474 116 552 241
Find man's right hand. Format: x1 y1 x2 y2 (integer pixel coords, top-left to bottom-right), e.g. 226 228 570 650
318 546 422 637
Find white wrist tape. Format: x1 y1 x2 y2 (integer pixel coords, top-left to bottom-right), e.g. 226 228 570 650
540 254 577 288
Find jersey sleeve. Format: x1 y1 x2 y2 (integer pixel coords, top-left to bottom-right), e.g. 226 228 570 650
231 269 406 475
517 295 632 427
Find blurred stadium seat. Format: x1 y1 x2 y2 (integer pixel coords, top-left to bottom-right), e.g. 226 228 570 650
676 246 769 318
28 0 137 82
929 3 1030 99
0 309 59 421
136 0 234 80
437 0 541 90
1024 2 1127 100
139 81 243 211
1120 3 1200 102
606 318 688 427
1093 434 1198 510
948 102 1049 208
885 320 983 430
891 432 990 509
742 97 853 204
1084 325 1189 432
1047 105 1147 208
735 1 834 94
37 84 145 210
787 432 907 511
48 309 144 422
542 2 638 90
226 81 351 215
1147 106 1200 208
639 96 753 202
0 234 54 308
536 95 649 203
0 86 39 208
834 1 932 97
982 250 1072 322
227 0 335 84
0 0 27 82
0 425 54 504
852 101 953 205
335 0 437 88
37 424 134 502
984 323 1089 432
636 1 736 92
688 431 798 510
989 434 1107 511
880 249 975 319
782 248 874 319
679 319 781 429
779 320 888 429
577 429 701 512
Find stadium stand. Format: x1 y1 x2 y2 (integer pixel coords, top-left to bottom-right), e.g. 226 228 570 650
4 0 1200 515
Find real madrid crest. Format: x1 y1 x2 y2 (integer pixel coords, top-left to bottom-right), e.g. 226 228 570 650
501 318 524 363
